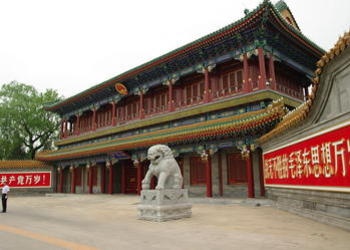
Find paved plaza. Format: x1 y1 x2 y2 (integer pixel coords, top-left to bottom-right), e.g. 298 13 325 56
0 194 349 250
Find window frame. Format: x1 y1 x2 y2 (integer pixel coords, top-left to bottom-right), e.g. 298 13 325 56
227 153 247 184
190 156 206 185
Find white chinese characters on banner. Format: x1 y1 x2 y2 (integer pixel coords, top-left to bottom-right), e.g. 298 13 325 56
0 172 51 188
264 124 350 187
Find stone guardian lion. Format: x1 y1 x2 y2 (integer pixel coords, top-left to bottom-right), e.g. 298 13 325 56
142 144 183 190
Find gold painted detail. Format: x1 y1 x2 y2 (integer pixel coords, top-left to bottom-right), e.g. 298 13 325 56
56 90 299 147
36 100 286 161
0 160 51 169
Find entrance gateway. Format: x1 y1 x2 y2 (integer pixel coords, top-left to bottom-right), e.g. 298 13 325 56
35 1 324 198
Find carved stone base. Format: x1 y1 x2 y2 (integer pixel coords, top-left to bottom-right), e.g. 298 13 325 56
138 189 192 222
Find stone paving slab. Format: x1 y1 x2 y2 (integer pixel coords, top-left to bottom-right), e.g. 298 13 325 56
0 194 349 250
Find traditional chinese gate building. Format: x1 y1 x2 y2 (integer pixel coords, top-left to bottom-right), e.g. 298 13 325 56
36 1 323 198
259 31 350 230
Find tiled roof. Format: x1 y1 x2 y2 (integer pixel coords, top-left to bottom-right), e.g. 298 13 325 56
45 0 323 112
259 30 350 143
55 91 301 147
0 160 52 169
274 0 288 11
274 0 300 30
37 100 286 161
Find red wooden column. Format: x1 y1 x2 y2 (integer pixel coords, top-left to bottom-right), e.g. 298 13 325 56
200 65 215 102
75 114 80 135
243 53 251 93
64 120 68 138
243 147 255 198
165 79 175 112
62 119 68 138
111 102 116 126
268 53 277 90
134 160 142 195
70 166 76 193
139 90 145 119
203 68 210 103
257 47 267 90
92 108 97 131
123 105 127 122
202 151 212 197
164 77 179 112
60 120 64 138
88 164 93 194
107 161 114 194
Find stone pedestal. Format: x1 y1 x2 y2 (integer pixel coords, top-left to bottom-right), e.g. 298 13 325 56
138 189 192 222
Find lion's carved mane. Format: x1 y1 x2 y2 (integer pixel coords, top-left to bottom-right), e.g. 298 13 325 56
142 144 183 190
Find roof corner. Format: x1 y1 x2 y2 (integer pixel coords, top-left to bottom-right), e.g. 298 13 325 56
274 0 300 30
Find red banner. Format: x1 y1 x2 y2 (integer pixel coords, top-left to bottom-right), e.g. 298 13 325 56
0 172 51 188
263 123 350 190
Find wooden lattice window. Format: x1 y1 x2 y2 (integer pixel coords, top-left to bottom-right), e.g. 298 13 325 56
75 167 82 186
116 106 124 121
221 70 243 93
88 167 98 186
190 156 206 185
185 80 204 105
92 167 98 185
227 153 247 184
125 101 139 120
146 91 168 113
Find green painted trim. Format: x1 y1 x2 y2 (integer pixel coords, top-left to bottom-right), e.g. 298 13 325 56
46 0 322 112
56 90 301 146
38 105 284 161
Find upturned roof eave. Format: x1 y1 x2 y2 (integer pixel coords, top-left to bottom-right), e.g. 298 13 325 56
36 100 286 161
0 160 52 168
274 0 300 30
45 1 267 112
46 0 323 112
258 30 350 144
269 2 324 55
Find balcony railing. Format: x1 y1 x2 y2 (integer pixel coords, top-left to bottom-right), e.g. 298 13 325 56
277 85 303 100
144 105 168 116
61 83 304 139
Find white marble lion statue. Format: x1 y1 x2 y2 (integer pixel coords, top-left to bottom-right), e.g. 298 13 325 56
142 144 183 190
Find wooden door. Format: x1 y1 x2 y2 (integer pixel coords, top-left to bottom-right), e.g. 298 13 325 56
125 165 137 194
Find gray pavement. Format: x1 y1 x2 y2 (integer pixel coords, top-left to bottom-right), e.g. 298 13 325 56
0 194 349 250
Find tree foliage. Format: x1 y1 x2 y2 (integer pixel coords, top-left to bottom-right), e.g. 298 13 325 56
0 81 63 160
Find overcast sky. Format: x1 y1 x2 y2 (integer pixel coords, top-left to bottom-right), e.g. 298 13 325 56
0 0 349 98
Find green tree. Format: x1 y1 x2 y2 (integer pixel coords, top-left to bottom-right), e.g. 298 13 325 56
0 81 63 160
